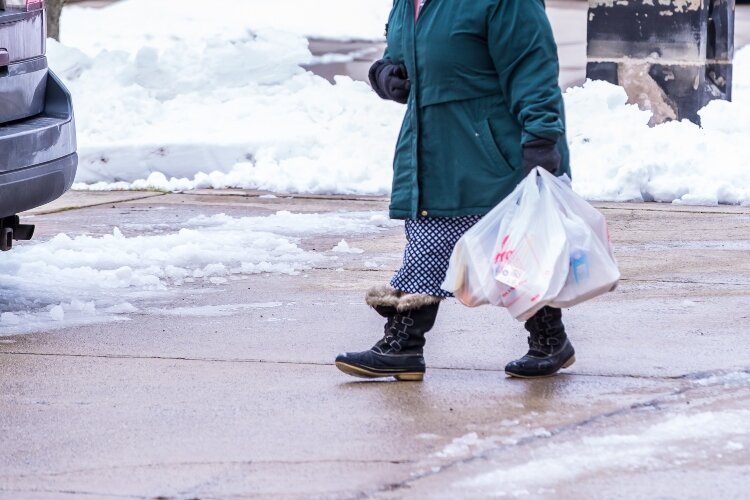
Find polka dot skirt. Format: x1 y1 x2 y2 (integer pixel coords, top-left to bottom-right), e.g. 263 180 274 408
390 215 482 297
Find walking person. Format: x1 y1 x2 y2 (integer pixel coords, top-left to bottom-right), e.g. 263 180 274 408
335 0 574 381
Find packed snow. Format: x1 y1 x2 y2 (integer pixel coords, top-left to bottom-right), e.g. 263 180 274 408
566 68 750 205
52 0 399 196
0 211 396 336
49 0 749 205
331 239 365 254
60 0 391 51
49 36 401 196
458 407 750 496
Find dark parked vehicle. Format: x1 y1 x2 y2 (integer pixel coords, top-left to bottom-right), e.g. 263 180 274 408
0 0 76 251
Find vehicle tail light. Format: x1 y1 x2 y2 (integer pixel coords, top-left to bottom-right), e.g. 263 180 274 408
2 0 44 11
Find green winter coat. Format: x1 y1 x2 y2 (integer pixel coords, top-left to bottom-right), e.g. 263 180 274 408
384 0 570 219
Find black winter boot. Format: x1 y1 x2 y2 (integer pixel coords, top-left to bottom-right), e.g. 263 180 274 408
505 306 575 378
335 286 441 381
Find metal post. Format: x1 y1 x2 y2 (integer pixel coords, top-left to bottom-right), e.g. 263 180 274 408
586 0 735 126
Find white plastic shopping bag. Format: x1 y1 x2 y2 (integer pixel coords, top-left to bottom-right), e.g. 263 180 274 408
442 181 523 307
542 169 620 308
491 174 569 319
442 169 568 317
442 168 620 320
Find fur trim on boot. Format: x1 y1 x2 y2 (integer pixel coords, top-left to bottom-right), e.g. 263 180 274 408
396 293 442 312
365 286 402 309
365 285 442 312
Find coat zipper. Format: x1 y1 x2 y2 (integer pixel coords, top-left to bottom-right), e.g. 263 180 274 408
411 0 432 217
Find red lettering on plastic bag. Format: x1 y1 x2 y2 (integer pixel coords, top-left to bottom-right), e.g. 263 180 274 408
493 235 513 264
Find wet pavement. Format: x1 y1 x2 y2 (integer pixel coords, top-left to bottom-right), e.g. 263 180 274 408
1 191 749 498
5 2 750 497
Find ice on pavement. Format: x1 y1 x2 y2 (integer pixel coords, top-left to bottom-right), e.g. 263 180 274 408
457 408 750 496
431 371 750 495
51 0 749 205
690 370 750 387
0 211 395 336
152 302 284 318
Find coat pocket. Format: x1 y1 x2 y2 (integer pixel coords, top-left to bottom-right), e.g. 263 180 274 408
476 119 516 174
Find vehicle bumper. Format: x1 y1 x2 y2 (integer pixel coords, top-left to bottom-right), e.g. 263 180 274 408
0 152 77 217
0 70 77 218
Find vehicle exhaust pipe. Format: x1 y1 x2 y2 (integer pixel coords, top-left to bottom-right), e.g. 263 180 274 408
0 215 35 251
1 227 12 252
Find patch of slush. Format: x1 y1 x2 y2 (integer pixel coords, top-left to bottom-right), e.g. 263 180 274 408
726 441 745 451
435 433 487 459
0 211 393 336
50 0 750 205
0 300 130 337
434 431 536 460
153 302 284 318
616 240 750 252
689 370 750 387
457 409 750 496
331 239 365 254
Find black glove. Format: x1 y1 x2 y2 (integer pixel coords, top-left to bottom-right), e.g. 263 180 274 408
522 138 561 176
368 59 411 104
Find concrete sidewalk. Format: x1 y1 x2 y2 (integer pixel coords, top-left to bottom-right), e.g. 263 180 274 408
1 191 749 498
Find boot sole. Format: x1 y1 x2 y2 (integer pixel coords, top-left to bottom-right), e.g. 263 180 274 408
335 361 424 381
505 355 576 379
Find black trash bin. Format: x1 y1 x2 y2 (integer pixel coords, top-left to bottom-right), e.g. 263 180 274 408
586 0 735 125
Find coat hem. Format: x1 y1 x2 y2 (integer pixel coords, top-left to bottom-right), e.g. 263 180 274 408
389 206 494 220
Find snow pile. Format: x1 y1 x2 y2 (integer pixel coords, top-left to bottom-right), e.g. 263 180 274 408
566 49 750 205
50 36 402 195
52 0 401 195
61 0 390 51
50 0 749 205
0 211 394 335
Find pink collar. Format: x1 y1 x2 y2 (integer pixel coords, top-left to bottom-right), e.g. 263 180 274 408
414 0 424 20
